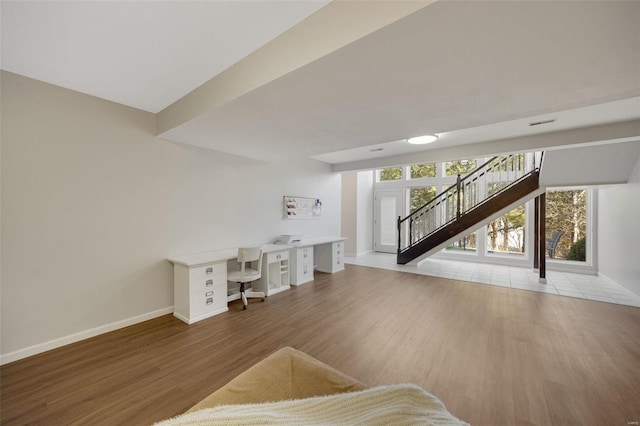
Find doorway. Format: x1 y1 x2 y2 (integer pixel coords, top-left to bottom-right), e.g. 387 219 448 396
374 189 404 253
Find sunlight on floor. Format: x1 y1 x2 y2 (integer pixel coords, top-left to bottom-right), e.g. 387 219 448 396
345 253 640 308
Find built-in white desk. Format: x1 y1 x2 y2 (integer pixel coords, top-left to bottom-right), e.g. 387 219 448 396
167 237 345 324
288 237 346 285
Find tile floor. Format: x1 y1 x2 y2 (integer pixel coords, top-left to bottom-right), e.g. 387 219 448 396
344 252 640 308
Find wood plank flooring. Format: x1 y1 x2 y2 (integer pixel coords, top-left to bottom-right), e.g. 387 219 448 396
2 265 639 425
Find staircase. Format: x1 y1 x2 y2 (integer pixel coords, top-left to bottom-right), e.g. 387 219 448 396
397 152 544 264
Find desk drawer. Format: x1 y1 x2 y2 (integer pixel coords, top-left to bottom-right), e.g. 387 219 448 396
267 250 288 263
190 288 226 317
191 272 226 292
189 263 226 283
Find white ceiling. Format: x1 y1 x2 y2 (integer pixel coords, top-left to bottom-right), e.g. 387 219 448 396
2 0 640 165
0 0 329 113
311 97 640 164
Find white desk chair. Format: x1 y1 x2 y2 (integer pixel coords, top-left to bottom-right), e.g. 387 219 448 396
227 247 265 310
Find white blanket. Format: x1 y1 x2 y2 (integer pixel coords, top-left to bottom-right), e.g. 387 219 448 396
156 384 468 425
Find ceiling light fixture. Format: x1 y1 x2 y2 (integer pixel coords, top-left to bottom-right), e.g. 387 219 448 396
407 134 438 145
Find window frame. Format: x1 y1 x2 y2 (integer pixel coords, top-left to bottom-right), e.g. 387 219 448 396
373 158 597 273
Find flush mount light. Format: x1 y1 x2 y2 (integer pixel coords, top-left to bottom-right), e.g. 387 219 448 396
407 134 438 145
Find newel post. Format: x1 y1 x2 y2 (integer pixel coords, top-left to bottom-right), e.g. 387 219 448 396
397 216 401 254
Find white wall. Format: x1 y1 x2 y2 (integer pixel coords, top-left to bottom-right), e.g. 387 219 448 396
340 170 373 257
0 71 341 361
356 171 374 255
341 172 358 256
597 156 640 297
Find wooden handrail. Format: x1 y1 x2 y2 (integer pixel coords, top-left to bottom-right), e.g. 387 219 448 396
397 151 544 255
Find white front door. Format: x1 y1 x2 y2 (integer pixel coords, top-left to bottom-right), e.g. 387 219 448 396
374 190 404 253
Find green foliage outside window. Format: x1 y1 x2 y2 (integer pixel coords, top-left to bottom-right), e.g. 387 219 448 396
567 237 586 261
410 187 436 213
410 163 436 179
446 159 477 176
379 167 402 181
545 190 587 261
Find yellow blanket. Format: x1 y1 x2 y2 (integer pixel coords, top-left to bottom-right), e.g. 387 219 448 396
156 384 468 426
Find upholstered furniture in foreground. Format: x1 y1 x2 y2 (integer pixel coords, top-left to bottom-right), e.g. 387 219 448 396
157 347 467 425
188 346 366 411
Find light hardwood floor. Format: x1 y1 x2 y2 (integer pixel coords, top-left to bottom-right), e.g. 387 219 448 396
2 264 639 425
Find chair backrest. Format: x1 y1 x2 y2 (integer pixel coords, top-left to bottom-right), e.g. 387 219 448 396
237 247 263 281
546 230 564 249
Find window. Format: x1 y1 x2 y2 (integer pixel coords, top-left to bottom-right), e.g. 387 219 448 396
487 205 526 255
378 167 402 181
409 186 436 213
410 163 436 179
545 189 587 261
487 181 508 197
447 233 477 252
446 159 477 176
488 153 526 172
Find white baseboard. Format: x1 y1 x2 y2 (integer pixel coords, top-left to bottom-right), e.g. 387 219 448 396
0 306 174 366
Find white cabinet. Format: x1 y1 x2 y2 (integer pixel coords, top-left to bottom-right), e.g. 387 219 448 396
253 249 290 296
316 240 345 273
290 246 314 286
173 262 228 324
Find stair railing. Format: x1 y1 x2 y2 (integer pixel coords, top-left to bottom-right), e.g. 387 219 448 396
397 151 544 255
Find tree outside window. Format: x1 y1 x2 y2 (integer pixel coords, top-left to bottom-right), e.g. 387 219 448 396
488 153 526 172
545 190 587 261
487 205 526 255
447 233 477 252
410 187 436 213
446 159 477 176
410 163 436 179
379 167 402 181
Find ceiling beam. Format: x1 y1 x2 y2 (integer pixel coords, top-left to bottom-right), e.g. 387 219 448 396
155 0 435 136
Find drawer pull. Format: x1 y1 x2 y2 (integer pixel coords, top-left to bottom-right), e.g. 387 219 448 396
206 298 213 305
206 280 213 286
206 267 213 274
206 291 213 297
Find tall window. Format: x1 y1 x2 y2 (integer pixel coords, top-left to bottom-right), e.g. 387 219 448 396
487 205 526 255
545 189 587 261
409 187 436 213
374 156 594 269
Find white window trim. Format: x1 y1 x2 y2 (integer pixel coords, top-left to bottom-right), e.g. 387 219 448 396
374 161 598 274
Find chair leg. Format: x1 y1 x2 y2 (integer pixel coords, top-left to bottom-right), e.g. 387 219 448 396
240 282 248 310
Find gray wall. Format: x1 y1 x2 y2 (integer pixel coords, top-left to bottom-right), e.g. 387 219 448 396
341 170 373 257
1 71 341 361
